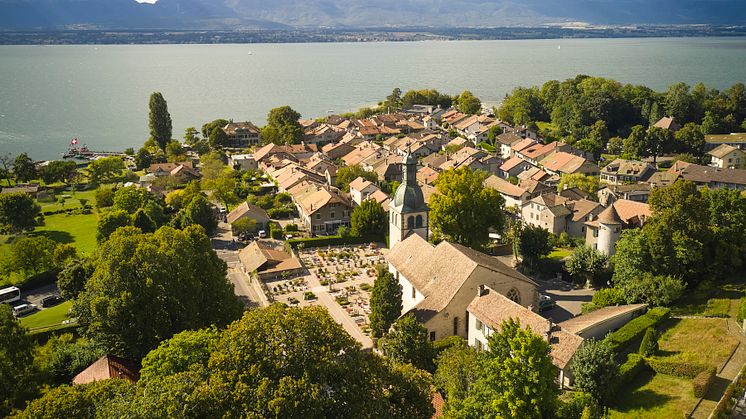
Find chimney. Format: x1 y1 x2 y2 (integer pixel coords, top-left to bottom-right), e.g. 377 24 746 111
477 284 487 297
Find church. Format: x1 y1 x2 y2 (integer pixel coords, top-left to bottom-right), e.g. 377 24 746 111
385 151 539 341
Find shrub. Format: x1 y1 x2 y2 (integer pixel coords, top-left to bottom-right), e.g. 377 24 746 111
638 328 658 357
592 287 626 308
616 353 647 391
557 392 602 419
646 357 709 379
359 283 372 291
303 291 316 301
693 367 717 398
739 295 746 324
284 223 299 232
432 335 464 355
605 307 670 353
336 296 349 306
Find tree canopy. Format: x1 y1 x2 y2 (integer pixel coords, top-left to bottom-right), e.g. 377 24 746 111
0 305 37 416
368 266 403 339
350 199 387 237
149 92 173 151
336 165 377 192
261 106 303 145
571 339 619 405
12 153 37 182
430 167 505 249
0 192 40 234
456 90 481 115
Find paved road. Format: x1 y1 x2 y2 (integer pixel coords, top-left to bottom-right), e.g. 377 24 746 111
536 278 595 323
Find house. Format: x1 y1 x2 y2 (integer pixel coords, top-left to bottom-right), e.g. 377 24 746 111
585 200 651 255
221 122 261 147
540 152 599 177
349 176 380 206
600 159 656 184
253 143 318 164
73 355 140 385
559 304 648 341
341 142 381 167
291 183 352 235
148 161 194 176
704 133 746 151
238 241 304 281
387 234 539 341
226 201 270 233
304 124 345 146
597 183 652 206
467 286 584 389
708 144 746 169
645 170 681 189
364 154 403 183
500 156 533 179
322 142 355 161
483 175 530 210
228 154 258 171
169 164 201 183
0 184 39 196
521 194 602 237
670 162 746 190
496 132 524 159
652 116 680 133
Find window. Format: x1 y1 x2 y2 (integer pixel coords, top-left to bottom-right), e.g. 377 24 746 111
475 318 483 331
315 214 321 220
429 331 436 341
507 288 521 304
593 229 598 238
330 212 335 219
453 317 459 335
411 285 416 299
415 215 423 228
407 216 414 229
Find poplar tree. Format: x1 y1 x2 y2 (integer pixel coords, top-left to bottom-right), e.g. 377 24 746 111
149 92 172 151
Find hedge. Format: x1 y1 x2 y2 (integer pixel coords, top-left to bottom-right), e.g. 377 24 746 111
616 353 648 391
286 234 384 250
737 295 746 324
646 357 709 379
604 307 670 353
693 367 717 398
712 364 746 418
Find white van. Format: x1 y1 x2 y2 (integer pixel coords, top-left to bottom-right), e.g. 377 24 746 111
12 303 36 317
258 230 267 239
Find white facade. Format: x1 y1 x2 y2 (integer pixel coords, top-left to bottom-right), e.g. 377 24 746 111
389 264 426 313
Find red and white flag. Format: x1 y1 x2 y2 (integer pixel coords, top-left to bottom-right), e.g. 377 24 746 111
71 138 78 145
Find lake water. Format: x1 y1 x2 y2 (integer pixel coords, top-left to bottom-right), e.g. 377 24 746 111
1 37 745 160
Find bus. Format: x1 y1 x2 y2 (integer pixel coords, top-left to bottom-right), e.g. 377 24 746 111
0 287 21 305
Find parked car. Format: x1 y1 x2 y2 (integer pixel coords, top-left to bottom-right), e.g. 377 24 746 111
538 294 556 311
41 295 64 308
258 230 267 239
12 303 36 317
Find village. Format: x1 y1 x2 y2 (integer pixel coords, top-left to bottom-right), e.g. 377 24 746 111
2 84 746 418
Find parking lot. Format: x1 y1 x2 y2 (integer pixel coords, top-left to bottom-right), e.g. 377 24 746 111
537 278 596 323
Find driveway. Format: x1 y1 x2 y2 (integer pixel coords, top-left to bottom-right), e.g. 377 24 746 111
536 278 596 323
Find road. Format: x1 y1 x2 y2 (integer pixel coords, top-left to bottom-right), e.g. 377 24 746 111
536 277 595 323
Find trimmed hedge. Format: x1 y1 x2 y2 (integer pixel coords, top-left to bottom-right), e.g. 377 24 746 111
605 307 670 353
617 353 648 390
693 367 717 398
286 234 384 250
646 357 709 379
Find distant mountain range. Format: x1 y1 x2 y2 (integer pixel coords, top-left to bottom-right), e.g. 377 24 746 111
1 0 745 30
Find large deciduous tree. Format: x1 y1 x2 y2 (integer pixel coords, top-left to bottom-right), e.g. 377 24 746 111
87 156 125 184
176 194 218 233
261 106 303 145
380 314 434 372
430 167 505 249
39 160 78 185
75 225 243 360
565 245 608 287
456 90 482 115
0 305 38 416
13 153 37 182
0 191 40 234
556 173 600 198
517 223 552 270
571 339 619 405
350 199 387 237
149 92 173 151
368 266 402 338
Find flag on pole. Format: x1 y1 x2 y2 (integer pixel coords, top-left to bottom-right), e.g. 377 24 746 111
71 138 78 145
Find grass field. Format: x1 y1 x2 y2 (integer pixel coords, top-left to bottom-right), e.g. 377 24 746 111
657 318 738 368
672 278 744 318
548 247 573 261
610 370 698 418
34 211 99 255
19 300 73 330
38 189 98 213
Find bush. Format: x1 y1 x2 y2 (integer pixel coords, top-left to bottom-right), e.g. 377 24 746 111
638 327 658 357
605 307 670 353
303 291 316 301
646 357 709 379
693 367 717 398
432 335 464 355
616 353 647 391
592 287 626 308
284 223 299 232
557 392 602 419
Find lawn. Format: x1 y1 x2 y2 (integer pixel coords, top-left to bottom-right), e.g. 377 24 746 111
548 247 573 261
672 278 745 319
34 211 99 255
19 300 73 330
38 189 98 213
657 318 738 368
610 370 699 418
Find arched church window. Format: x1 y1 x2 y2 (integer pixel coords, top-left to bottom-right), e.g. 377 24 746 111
407 216 414 229
415 215 423 228
507 288 521 304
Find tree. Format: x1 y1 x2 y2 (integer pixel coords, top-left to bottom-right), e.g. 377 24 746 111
13 153 37 182
231 217 257 235
0 153 13 186
433 344 480 409
606 136 624 155
379 314 434 372
198 151 226 182
575 120 608 159
165 181 202 211
87 156 125 184
165 140 186 162
350 199 387 237
132 208 156 233
208 126 229 149
565 245 608 287
0 192 40 234
336 165 377 192
135 147 153 170
456 90 481 115
518 224 552 269
430 167 505 249
498 86 544 125
623 125 647 159
557 173 600 197
664 82 693 123
204 174 237 211
13 379 135 419
674 122 705 155
94 187 115 209
149 92 173 151
384 88 403 111
177 195 217 233
639 327 658 357
75 225 243 360
139 327 220 382
645 126 672 163
0 305 37 416
571 339 619 405
368 266 402 338
262 106 303 145
39 160 78 185
58 258 94 300
453 319 558 418
38 334 105 385
96 209 132 242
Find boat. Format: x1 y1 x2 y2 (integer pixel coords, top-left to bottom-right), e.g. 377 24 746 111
62 145 95 159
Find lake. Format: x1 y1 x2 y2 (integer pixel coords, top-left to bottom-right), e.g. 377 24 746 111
1 37 745 160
